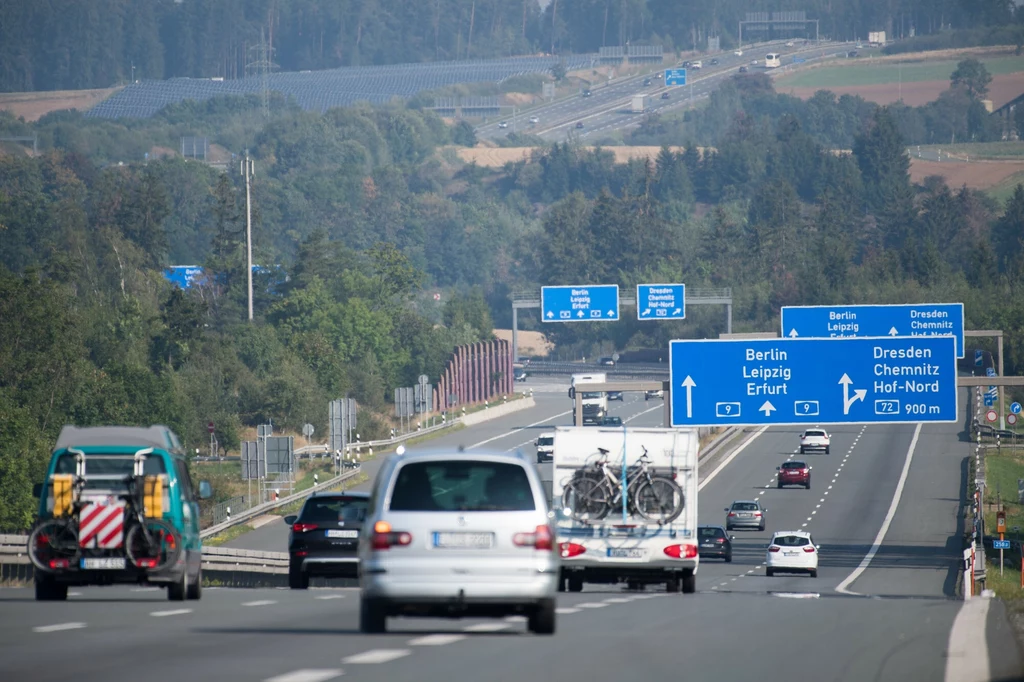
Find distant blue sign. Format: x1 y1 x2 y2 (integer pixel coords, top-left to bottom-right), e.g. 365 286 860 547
975 350 984 366
994 540 1011 550
781 303 965 358
1012 402 1022 415
668 336 958 427
163 265 206 289
541 285 619 323
665 68 687 86
987 367 997 378
637 284 685 320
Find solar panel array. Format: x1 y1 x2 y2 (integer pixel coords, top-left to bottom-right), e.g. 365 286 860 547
88 55 597 120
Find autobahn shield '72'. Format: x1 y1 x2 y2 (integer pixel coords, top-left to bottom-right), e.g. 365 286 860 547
668 336 958 427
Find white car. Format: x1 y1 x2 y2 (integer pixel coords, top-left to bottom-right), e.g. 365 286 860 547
535 432 554 463
498 121 508 129
734 49 743 56
645 389 664 401
529 116 539 124
691 60 703 69
786 41 795 47
799 429 830 454
766 531 818 577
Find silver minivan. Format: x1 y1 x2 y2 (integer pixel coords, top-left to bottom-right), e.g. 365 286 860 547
357 447 559 634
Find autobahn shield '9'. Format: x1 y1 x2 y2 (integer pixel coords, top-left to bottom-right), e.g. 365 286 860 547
669 336 958 427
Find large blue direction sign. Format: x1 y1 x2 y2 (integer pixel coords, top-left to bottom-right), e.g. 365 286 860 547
637 283 685 320
669 336 958 427
665 68 687 86
541 285 619 322
781 303 965 358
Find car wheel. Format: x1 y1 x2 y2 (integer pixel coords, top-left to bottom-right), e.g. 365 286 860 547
34 576 68 601
528 598 556 634
806 480 811 490
167 568 187 601
825 447 830 454
766 568 774 577
759 522 765 531
725 552 733 563
799 446 805 454
666 576 681 593
360 598 387 633
187 565 202 600
726 524 732 531
288 563 309 590
809 569 818 578
567 574 584 593
682 571 696 594
777 481 783 488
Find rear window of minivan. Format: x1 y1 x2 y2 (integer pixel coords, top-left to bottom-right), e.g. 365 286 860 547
388 460 536 512
53 453 166 490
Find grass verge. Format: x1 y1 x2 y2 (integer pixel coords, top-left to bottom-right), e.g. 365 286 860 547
776 55 1024 89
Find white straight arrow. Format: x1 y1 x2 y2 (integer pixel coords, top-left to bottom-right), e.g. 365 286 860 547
839 373 867 414
546 311 554 319
759 400 776 417
607 310 616 317
681 376 696 419
788 329 798 338
888 327 899 336
577 310 585 318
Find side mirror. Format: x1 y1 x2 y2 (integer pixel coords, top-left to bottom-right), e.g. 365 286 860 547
32 483 43 498
730 535 736 541
198 480 212 499
776 466 781 471
284 515 297 525
723 508 729 512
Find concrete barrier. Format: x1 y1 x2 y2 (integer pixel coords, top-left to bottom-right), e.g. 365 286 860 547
460 396 536 427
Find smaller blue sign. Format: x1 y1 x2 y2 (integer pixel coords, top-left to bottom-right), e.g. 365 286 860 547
975 350 984 366
987 367 997 378
637 283 685 320
994 540 1011 550
665 68 687 86
1012 402 1022 415
541 285 620 323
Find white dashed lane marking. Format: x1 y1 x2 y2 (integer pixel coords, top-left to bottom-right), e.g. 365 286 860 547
556 607 581 614
150 609 192 617
264 670 344 682
463 622 510 632
408 634 467 646
342 649 411 664
242 600 277 607
33 622 85 633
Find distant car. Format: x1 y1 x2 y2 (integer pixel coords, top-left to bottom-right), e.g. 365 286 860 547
607 391 623 401
643 77 652 86
738 66 748 73
357 447 558 634
645 389 664 400
535 432 555 463
777 461 811 489
710 58 719 65
786 41 795 47
514 367 528 382
575 121 585 129
799 429 830 454
286 491 370 589
725 500 766 531
660 92 670 99
847 50 859 58
599 356 615 366
681 61 691 68
697 525 733 562
498 121 508 129
581 89 592 97
766 531 819 578
734 49 743 56
691 60 703 69
598 416 623 427
529 115 539 124
750 59 759 65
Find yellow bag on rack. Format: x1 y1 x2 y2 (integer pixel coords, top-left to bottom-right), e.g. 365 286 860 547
143 475 163 518
51 475 74 518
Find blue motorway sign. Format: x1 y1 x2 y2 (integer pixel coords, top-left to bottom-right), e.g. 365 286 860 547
163 265 206 289
665 68 687 86
541 285 619 323
637 284 685 320
668 336 958 427
994 540 1011 550
781 303 965 358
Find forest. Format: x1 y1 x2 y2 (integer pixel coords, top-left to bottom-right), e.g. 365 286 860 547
0 0 1020 93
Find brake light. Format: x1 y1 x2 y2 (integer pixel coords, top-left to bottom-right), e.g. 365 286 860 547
754 512 762 517
715 538 725 544
370 521 412 550
48 558 70 569
769 546 780 552
514 525 554 551
727 512 736 517
663 544 698 559
559 542 587 558
292 523 319 533
803 546 816 553
136 558 158 568
294 551 308 557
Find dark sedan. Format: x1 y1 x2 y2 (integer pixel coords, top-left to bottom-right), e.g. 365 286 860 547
697 525 733 562
285 491 370 589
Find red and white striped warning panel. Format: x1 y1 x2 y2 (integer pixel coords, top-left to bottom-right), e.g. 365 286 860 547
79 504 125 549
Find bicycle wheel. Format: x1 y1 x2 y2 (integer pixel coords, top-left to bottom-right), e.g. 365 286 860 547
125 518 182 572
632 476 684 523
561 477 611 521
28 518 80 572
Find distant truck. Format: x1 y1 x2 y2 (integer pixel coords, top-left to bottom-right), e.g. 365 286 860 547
631 93 652 113
570 373 608 425
553 426 699 593
868 31 886 46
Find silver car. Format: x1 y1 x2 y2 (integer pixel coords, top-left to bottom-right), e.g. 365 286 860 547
357 446 559 634
725 499 766 531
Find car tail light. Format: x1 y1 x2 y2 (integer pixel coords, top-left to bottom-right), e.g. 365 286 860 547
49 558 70 569
292 523 319 533
136 558 158 568
559 542 587 558
715 538 725 544
370 520 412 551
754 512 762 517
803 546 816 553
663 544 698 559
294 551 308 557
727 512 736 517
513 525 554 551
768 546 780 552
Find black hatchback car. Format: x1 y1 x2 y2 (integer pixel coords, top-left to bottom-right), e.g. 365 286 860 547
697 525 734 562
285 491 370 589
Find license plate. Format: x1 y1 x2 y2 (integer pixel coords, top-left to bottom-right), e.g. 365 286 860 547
701 543 716 548
607 548 647 559
433 532 494 549
326 530 359 539
740 513 753 517
80 557 126 570
784 551 799 556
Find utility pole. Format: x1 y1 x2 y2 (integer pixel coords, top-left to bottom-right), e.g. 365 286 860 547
241 153 255 321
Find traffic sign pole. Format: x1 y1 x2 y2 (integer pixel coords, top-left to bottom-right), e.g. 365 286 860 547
668 335 958 427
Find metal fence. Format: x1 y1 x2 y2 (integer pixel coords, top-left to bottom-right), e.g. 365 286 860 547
211 495 246 526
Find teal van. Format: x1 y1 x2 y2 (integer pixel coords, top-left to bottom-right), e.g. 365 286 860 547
29 425 211 602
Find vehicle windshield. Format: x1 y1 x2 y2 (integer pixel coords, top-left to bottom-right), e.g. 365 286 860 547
537 437 554 447
699 527 724 538
300 496 368 523
732 502 759 511
804 430 826 437
602 417 622 425
782 462 806 469
53 452 166 490
581 392 602 399
774 535 810 547
388 460 536 512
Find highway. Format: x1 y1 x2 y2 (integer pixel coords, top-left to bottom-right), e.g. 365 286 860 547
476 41 853 144
1 382 1021 682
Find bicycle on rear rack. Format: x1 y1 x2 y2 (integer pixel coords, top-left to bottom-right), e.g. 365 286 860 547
561 446 684 524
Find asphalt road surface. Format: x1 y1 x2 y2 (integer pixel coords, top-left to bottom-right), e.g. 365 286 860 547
2 385 1021 682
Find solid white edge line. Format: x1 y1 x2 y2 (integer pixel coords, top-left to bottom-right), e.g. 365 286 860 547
835 423 921 596
699 426 769 491
944 597 992 682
